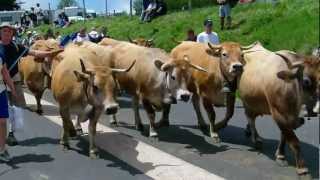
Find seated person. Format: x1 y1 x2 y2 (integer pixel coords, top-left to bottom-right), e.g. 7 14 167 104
88 27 103 43
185 29 197 42
73 28 89 43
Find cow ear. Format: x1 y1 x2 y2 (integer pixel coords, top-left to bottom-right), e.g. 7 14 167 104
154 59 165 71
74 71 90 82
277 71 296 81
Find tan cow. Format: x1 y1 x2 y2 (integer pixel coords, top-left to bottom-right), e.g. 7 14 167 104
99 38 206 137
51 44 135 158
214 43 310 175
19 39 62 114
158 41 254 142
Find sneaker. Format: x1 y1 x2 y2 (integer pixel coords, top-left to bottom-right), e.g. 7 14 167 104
0 150 11 162
7 132 18 146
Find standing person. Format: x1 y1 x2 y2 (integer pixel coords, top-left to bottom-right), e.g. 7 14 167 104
197 19 220 44
218 0 232 30
35 3 43 25
0 48 18 162
0 22 63 147
140 0 151 22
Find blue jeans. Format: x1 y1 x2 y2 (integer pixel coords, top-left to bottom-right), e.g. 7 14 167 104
0 91 9 119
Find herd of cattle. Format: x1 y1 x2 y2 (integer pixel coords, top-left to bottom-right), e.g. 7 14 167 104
18 37 319 176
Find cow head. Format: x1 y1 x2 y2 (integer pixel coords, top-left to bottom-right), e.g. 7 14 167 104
154 56 208 102
206 42 257 81
74 59 136 115
128 36 154 47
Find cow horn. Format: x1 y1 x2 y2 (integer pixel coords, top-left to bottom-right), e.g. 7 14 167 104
208 43 222 50
147 38 154 42
112 59 136 73
183 55 208 72
241 41 260 50
276 53 304 70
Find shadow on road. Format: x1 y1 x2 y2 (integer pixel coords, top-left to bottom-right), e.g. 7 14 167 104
218 125 319 179
18 137 60 147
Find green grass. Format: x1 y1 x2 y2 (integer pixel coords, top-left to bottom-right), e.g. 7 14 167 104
35 0 319 54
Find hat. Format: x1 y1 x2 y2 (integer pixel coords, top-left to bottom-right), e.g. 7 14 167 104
0 22 15 30
204 19 213 27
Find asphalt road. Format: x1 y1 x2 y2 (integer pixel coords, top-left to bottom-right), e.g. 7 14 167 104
0 90 319 180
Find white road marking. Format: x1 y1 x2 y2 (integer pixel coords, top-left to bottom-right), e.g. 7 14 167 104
24 93 225 180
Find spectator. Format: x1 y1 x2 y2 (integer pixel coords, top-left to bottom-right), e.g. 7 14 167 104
99 26 109 38
143 0 158 22
140 0 151 22
88 27 103 43
35 3 44 25
197 19 219 44
29 7 37 27
185 29 197 41
217 0 232 30
73 28 89 43
0 22 63 149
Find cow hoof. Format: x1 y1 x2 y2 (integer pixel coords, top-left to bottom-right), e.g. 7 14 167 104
296 168 310 177
149 130 158 138
109 120 118 127
36 109 43 115
90 151 99 159
136 123 144 132
276 157 288 167
76 128 83 136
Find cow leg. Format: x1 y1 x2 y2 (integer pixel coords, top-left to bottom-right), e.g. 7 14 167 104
155 104 171 128
133 95 143 131
202 98 219 143
142 99 157 137
35 91 44 115
109 114 118 127
275 132 288 167
215 92 236 131
88 107 103 159
59 108 75 151
75 117 83 136
245 111 262 149
191 94 207 131
272 110 309 175
282 128 309 175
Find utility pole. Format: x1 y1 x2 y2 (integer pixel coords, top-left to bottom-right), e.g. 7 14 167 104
82 0 86 20
48 2 51 23
105 0 108 16
130 0 133 18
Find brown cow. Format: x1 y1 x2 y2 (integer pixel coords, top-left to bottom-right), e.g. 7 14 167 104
51 44 135 158
99 38 206 137
215 43 310 175
158 41 255 142
19 39 61 114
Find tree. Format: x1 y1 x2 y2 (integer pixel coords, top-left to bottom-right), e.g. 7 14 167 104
0 0 20 11
133 0 143 15
58 0 78 9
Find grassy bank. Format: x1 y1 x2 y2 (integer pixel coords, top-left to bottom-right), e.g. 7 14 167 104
35 0 319 53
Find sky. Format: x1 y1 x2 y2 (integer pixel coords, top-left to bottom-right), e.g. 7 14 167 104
19 0 130 13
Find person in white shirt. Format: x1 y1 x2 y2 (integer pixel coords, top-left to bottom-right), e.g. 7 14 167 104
73 28 89 43
197 19 220 45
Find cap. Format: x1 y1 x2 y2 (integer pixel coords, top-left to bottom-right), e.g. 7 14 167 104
204 19 213 27
0 22 15 30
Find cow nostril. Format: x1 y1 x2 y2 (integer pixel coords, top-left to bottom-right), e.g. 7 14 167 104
303 78 312 87
233 64 243 72
105 106 118 115
180 94 190 102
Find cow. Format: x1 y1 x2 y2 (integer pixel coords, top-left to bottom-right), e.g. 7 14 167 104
213 43 310 175
157 41 255 142
99 38 207 137
19 39 62 114
51 44 135 158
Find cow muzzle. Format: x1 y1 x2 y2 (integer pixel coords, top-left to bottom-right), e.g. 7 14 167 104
230 63 243 74
105 104 119 115
177 89 191 102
